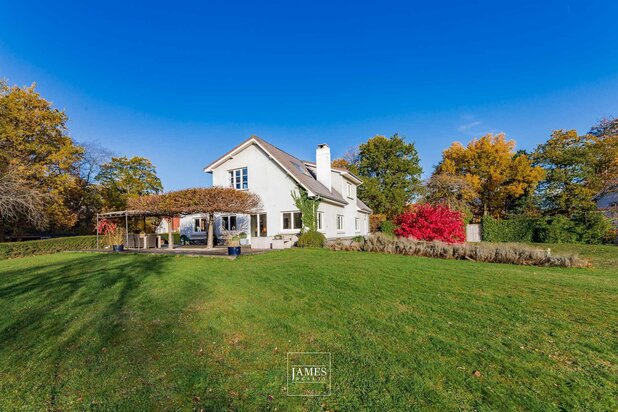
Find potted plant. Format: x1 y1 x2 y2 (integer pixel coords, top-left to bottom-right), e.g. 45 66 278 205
239 232 249 246
97 220 125 252
221 229 242 256
110 227 126 252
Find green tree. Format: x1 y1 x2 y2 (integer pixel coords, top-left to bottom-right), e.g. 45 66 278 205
532 129 618 216
356 134 422 217
96 156 163 211
0 81 84 233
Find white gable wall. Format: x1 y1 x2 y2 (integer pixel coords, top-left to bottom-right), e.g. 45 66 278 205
211 143 300 237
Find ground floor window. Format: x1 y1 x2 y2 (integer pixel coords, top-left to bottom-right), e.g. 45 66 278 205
317 211 324 231
282 211 302 230
194 218 207 232
221 215 237 231
337 215 344 231
355 217 360 231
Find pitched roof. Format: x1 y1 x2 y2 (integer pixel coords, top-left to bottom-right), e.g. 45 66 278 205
303 161 363 184
356 198 372 213
204 136 349 205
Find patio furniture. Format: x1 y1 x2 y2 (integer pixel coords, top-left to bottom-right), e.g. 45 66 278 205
139 233 160 249
126 233 140 249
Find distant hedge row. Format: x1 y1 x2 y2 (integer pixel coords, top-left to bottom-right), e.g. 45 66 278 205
482 213 615 244
0 236 97 260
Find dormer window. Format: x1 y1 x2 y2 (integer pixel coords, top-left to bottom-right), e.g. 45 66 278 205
229 167 248 190
346 182 353 198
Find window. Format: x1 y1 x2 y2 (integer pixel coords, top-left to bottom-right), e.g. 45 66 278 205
355 217 360 231
194 218 207 232
228 167 248 189
222 215 237 230
282 211 303 230
346 182 353 198
317 212 324 231
337 215 344 231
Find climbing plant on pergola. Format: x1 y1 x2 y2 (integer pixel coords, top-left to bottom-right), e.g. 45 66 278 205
128 187 261 249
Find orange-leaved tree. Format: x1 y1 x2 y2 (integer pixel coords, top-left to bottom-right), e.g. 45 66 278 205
129 187 261 249
433 133 544 219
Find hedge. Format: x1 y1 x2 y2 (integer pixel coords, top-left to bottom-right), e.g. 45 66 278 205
482 212 614 244
481 216 536 243
0 236 98 260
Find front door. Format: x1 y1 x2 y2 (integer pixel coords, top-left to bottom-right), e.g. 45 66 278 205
251 214 267 237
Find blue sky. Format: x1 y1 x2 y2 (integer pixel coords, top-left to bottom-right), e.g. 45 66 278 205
1 0 617 190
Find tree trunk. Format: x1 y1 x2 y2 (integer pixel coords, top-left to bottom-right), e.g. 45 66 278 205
0 220 5 242
167 215 174 250
207 213 214 249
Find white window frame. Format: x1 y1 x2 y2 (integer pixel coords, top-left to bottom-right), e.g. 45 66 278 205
317 211 324 231
355 217 360 232
221 215 237 231
281 211 303 231
194 218 207 233
346 182 353 198
228 167 248 190
337 214 344 231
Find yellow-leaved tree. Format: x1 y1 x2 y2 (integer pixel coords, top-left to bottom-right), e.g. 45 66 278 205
433 133 544 219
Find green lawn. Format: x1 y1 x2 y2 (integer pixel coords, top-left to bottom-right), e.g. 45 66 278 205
0 246 616 411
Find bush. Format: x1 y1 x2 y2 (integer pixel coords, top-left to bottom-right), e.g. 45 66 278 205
395 204 464 243
379 220 396 237
327 233 589 268
297 231 326 248
0 236 97 260
481 215 537 243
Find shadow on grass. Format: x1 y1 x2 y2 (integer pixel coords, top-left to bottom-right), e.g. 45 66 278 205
0 253 179 409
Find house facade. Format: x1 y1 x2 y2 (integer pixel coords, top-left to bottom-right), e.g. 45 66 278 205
160 136 371 245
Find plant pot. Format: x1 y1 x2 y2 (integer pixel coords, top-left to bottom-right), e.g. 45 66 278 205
227 246 241 256
112 244 124 252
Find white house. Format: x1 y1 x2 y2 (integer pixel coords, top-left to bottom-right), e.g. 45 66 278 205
160 136 372 246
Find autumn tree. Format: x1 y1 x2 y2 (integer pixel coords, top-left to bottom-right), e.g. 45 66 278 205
424 174 476 222
0 81 84 233
0 166 48 241
356 134 422 217
97 156 163 211
129 187 261 249
434 133 544 219
532 129 618 216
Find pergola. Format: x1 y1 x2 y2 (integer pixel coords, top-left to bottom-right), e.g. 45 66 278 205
120 187 262 250
96 209 175 249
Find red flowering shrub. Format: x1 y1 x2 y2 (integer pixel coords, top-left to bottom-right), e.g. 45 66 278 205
96 219 117 235
394 203 465 243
